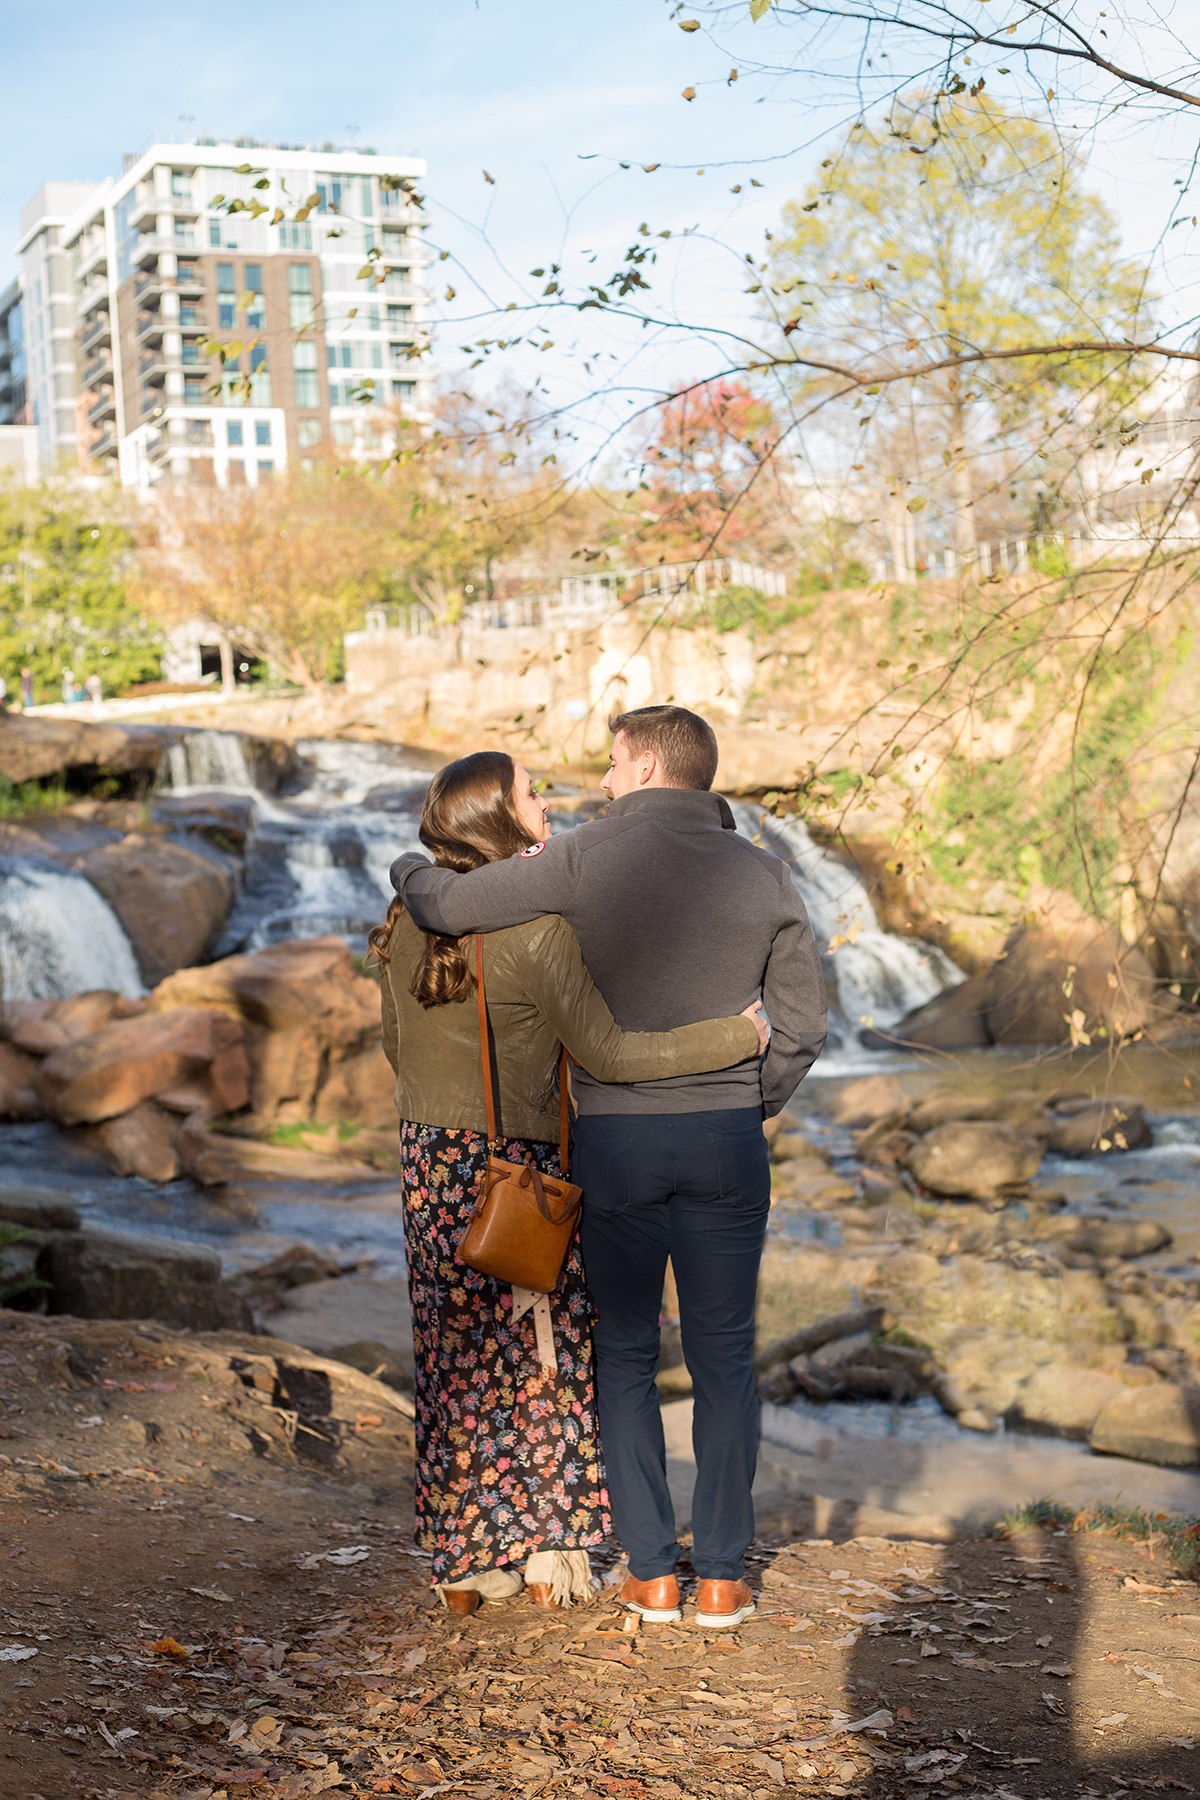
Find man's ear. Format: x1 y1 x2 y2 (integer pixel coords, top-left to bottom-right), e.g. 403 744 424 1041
638 750 658 787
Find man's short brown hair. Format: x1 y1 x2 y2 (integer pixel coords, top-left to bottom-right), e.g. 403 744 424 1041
607 704 719 790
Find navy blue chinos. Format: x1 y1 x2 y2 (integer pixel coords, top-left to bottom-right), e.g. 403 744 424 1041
573 1107 770 1584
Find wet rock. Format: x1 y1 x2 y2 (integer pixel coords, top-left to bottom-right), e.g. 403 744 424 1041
176 1112 393 1186
1045 1097 1151 1155
0 1042 43 1120
0 1187 81 1231
854 1116 918 1165
247 1245 343 1288
826 1075 905 1127
905 1086 1049 1136
328 1338 414 1392
985 890 1159 1044
35 1006 247 1126
884 970 991 1050
79 834 236 985
903 1121 1044 1200
1007 1363 1133 1438
771 1131 829 1164
0 714 169 784
95 1100 182 1184
1091 1383 1200 1466
1047 1217 1172 1260
151 936 383 1126
38 1227 253 1332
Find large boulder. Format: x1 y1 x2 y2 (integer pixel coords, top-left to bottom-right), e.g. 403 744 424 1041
1044 1216 1172 1260
176 1111 391 1186
79 834 235 985
1007 1363 1134 1438
38 1226 252 1332
882 971 991 1050
826 1074 905 1127
1090 1383 1200 1466
903 1120 1044 1200
95 1100 182 1183
1045 1095 1152 1155
0 714 168 783
152 937 383 1125
34 1006 248 1125
0 1042 43 1120
985 889 1158 1044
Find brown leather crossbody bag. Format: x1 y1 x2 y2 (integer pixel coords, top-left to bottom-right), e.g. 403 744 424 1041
457 935 583 1294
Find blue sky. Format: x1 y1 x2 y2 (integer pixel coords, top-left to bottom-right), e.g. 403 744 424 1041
5 0 1196 454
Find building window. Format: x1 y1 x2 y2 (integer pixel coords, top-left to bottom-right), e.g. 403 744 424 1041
360 177 374 218
384 269 411 296
209 222 222 247
288 262 315 328
278 224 313 251
228 458 246 483
184 379 205 403
181 344 203 366
297 418 321 448
255 420 271 446
332 420 353 446
171 170 191 197
217 263 235 291
217 261 235 327
326 382 340 406
227 421 244 446
257 459 274 480
293 340 319 408
370 343 382 369
315 175 344 214
389 342 411 368
185 418 211 445
392 380 415 399
387 303 411 325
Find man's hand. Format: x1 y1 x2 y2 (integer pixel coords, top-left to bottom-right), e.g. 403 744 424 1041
741 999 771 1057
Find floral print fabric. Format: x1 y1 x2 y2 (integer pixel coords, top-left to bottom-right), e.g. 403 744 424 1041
399 1120 611 1584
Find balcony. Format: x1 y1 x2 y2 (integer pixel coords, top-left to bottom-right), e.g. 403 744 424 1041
139 352 171 385
81 351 113 389
75 237 108 281
77 280 110 319
178 307 207 334
136 312 165 347
87 390 116 426
134 231 197 268
180 346 207 370
78 313 111 355
176 265 205 294
89 427 117 460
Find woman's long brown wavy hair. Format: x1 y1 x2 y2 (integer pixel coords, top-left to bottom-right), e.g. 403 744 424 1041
367 751 536 1007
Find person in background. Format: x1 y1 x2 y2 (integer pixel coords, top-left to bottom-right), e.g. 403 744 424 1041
20 669 33 709
372 749 769 1617
61 667 75 706
0 676 7 711
85 673 103 710
391 706 826 1630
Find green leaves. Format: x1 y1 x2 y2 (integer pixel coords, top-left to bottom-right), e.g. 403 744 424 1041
679 18 700 28
750 0 771 17
906 497 927 512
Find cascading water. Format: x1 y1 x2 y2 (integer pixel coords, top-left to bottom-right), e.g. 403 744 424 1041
728 802 964 1067
164 730 257 792
0 862 143 1000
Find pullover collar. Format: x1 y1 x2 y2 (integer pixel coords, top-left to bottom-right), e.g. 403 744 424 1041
604 788 737 831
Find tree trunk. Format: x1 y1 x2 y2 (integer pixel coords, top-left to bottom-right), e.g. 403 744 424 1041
888 491 914 583
950 396 976 563
218 634 235 697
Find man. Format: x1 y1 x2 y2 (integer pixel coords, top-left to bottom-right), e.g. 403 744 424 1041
391 705 826 1627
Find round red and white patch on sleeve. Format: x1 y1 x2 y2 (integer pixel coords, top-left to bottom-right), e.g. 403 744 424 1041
519 842 546 857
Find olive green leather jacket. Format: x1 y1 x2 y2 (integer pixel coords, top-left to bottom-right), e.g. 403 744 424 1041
379 909 760 1142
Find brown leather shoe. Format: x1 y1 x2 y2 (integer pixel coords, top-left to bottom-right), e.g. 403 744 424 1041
620 1573 681 1623
527 1583 561 1610
694 1578 755 1628
443 1588 481 1616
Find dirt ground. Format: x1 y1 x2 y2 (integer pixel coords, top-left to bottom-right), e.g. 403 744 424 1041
1 1308 1198 1800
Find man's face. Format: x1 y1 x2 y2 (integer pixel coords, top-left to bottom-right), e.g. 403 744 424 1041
601 731 655 800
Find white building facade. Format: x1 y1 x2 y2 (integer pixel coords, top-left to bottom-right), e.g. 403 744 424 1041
12 140 430 490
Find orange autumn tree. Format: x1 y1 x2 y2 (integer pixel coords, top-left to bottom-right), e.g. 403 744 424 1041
631 380 788 564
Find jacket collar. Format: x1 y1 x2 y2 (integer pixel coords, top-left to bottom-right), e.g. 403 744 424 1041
604 788 737 831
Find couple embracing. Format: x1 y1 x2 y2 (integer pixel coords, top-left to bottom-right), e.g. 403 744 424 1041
375 705 827 1626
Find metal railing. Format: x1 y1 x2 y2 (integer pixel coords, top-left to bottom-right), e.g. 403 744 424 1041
78 315 111 354
875 529 1200 584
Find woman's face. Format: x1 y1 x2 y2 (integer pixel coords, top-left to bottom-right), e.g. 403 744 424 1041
512 764 550 842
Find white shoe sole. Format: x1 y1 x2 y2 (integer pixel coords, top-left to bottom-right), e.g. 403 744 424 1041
623 1600 682 1623
694 1602 756 1629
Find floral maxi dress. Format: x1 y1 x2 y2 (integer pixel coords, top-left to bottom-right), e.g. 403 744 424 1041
399 1120 612 1585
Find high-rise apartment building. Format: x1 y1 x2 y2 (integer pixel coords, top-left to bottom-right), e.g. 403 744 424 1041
10 183 104 465
0 279 25 425
16 140 429 489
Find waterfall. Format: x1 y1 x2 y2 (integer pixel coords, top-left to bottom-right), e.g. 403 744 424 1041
163 730 256 792
727 802 963 1062
0 863 143 1000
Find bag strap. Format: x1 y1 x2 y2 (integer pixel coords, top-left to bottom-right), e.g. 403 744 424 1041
475 934 498 1146
475 932 572 1177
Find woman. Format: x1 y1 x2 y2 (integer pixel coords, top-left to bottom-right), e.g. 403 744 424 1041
374 751 766 1616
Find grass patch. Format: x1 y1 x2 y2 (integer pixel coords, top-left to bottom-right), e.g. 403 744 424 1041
0 773 72 819
268 1121 362 1147
992 1497 1200 1579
